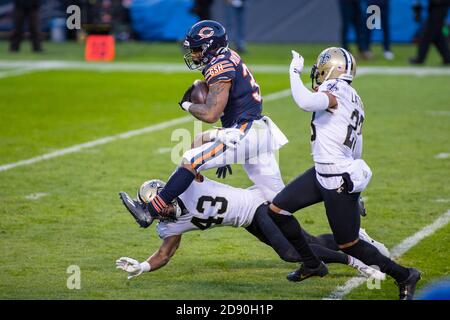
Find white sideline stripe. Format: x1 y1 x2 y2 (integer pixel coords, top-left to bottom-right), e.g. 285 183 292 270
0 89 291 173
326 209 450 300
0 67 42 79
1 60 450 76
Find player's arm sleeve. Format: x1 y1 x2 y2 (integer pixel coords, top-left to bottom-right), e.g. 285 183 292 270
205 60 236 86
290 69 329 112
147 235 181 272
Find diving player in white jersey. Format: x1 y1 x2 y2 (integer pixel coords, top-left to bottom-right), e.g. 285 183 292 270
268 48 421 300
116 177 388 282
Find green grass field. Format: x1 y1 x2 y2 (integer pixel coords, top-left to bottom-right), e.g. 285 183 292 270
0 41 449 300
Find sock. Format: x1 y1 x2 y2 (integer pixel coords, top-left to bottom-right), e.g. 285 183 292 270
150 167 195 212
267 208 321 268
310 244 348 265
342 239 410 282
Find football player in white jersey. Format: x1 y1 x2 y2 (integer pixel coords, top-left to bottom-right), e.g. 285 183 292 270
268 48 421 300
115 177 388 282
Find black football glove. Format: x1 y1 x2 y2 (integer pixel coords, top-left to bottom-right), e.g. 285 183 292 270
178 84 195 110
216 165 232 179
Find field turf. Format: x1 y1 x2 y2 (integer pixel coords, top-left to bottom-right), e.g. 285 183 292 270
0 41 449 299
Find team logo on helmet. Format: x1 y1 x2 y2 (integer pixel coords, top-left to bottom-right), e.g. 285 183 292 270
198 26 215 39
319 52 331 66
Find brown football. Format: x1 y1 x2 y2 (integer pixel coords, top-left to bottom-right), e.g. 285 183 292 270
190 80 208 104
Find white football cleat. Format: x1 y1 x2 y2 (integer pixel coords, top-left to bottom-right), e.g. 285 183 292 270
348 256 386 281
359 228 391 258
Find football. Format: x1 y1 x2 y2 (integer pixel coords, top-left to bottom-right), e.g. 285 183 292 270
190 80 208 104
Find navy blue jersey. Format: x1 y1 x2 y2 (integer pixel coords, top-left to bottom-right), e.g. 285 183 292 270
202 49 262 128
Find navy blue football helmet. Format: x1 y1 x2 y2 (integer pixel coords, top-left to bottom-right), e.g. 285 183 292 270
183 20 228 70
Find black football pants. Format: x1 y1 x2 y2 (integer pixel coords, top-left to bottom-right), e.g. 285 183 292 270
272 166 361 246
246 204 348 265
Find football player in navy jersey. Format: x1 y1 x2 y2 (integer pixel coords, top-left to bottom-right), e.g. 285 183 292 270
136 20 326 274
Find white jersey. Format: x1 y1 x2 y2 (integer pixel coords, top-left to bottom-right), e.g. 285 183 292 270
313 79 365 164
156 177 266 239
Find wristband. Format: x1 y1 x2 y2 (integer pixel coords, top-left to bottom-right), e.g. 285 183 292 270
181 101 192 111
140 261 151 272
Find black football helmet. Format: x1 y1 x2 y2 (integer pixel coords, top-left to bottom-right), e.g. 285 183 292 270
183 20 228 70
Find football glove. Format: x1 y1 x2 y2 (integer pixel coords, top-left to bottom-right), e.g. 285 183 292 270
179 84 195 111
210 128 244 149
115 257 150 280
216 165 232 179
290 50 304 74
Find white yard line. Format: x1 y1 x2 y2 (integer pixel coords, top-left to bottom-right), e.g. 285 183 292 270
0 88 292 173
0 116 192 172
325 209 450 300
263 89 291 102
427 110 450 116
435 153 450 159
25 192 49 200
156 147 173 154
434 199 450 203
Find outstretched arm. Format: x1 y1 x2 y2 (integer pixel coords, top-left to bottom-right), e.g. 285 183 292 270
289 50 337 112
116 235 181 279
184 81 231 124
147 235 181 272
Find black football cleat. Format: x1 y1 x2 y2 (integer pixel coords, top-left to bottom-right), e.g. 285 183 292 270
396 268 422 300
119 192 154 228
287 261 329 283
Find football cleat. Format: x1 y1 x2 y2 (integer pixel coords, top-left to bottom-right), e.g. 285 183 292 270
119 192 154 228
287 261 328 283
359 228 390 258
396 268 422 300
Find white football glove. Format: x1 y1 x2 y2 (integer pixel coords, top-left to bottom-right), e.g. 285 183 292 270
116 257 149 280
290 50 304 74
210 128 244 149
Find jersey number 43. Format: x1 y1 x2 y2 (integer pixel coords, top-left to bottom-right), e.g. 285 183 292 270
190 196 229 230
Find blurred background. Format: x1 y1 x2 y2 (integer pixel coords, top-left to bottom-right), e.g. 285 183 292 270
0 0 449 64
